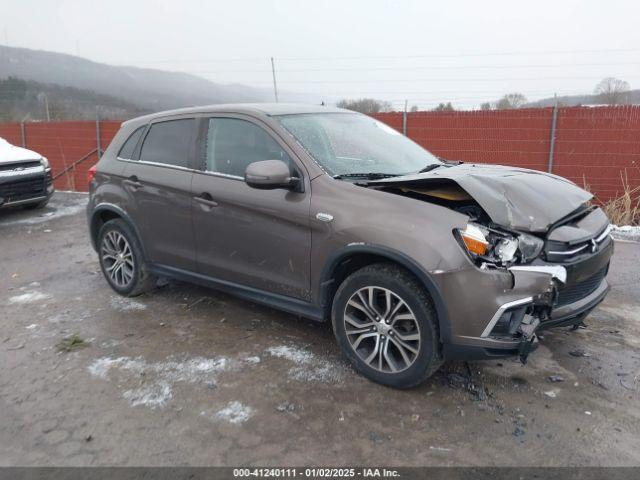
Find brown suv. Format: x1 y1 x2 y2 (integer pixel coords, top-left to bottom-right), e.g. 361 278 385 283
87 104 613 388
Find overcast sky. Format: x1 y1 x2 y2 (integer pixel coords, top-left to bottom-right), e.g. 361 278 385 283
1 0 639 109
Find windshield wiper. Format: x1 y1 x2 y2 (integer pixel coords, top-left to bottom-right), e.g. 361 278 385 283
418 159 463 174
333 172 400 180
418 164 444 173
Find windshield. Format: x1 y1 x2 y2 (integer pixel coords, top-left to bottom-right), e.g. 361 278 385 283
276 113 441 177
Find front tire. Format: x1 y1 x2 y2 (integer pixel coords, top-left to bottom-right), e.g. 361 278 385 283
97 219 155 297
331 263 442 388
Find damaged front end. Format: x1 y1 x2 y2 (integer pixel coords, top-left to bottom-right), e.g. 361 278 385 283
366 164 613 363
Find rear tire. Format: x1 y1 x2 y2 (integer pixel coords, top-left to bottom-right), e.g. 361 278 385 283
331 263 442 388
97 219 156 297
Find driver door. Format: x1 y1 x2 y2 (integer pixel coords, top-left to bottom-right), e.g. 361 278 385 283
191 116 312 300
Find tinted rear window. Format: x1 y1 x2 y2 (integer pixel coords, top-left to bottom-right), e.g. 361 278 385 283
139 119 195 168
118 126 145 160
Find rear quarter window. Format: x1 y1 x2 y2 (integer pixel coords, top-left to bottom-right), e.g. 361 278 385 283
118 126 145 160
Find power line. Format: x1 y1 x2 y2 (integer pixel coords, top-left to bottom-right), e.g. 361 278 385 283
117 47 640 65
184 61 640 75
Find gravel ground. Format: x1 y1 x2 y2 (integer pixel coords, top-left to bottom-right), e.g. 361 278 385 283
0 192 639 466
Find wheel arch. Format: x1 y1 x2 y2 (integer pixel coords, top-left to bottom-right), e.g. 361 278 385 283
318 245 451 343
90 204 147 261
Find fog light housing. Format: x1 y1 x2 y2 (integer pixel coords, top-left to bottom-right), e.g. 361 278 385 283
491 306 528 336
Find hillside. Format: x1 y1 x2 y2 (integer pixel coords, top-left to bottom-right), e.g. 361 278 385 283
0 45 272 113
0 77 145 121
526 90 640 108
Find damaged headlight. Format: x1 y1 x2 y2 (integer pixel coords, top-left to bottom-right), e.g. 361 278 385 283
517 232 544 263
457 223 543 266
458 223 517 264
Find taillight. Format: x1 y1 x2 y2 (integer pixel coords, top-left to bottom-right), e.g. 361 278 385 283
88 164 97 185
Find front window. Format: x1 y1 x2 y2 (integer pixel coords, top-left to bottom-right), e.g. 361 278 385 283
205 118 292 177
277 113 440 177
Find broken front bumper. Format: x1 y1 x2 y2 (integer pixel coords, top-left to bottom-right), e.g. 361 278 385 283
438 237 613 361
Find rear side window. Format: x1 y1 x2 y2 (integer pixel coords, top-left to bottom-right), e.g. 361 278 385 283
139 119 195 168
118 126 145 160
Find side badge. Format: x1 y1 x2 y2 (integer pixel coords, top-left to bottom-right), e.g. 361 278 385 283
316 212 334 223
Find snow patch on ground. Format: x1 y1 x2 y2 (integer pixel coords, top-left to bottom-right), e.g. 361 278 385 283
123 381 172 409
88 354 234 408
243 356 261 364
213 401 254 424
0 197 87 226
266 345 345 383
8 291 50 304
109 296 147 312
611 225 640 242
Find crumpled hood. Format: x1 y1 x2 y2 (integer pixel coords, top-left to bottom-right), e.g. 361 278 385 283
368 163 593 232
0 138 43 165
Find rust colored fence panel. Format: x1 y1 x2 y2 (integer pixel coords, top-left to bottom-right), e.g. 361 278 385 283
552 106 640 199
1 106 638 199
0 120 120 192
372 106 639 201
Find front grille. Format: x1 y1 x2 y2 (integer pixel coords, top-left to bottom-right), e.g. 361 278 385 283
556 266 607 307
0 176 47 202
545 225 611 263
0 161 41 172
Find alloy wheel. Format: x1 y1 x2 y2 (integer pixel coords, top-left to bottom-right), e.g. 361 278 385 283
343 286 421 373
101 231 135 288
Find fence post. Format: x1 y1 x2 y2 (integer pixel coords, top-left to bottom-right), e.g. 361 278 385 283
20 121 26 148
95 113 102 159
402 99 408 136
547 101 558 173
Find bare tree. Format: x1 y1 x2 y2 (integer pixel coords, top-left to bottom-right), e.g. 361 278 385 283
336 98 392 113
480 102 493 111
594 77 630 105
495 93 527 109
432 102 455 112
409 105 419 112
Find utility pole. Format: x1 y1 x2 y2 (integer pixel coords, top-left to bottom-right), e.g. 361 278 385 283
44 94 51 122
403 99 408 136
547 93 558 174
270 57 279 103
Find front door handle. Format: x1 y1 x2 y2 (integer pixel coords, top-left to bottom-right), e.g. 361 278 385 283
194 193 218 208
123 176 143 190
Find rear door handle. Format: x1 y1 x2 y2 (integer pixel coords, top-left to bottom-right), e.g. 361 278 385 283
123 176 143 190
194 193 218 208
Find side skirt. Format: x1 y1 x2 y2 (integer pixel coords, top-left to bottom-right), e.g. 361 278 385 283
149 264 325 322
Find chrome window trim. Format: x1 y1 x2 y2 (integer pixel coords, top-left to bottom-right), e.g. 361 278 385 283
116 157 197 173
481 296 533 338
194 169 244 181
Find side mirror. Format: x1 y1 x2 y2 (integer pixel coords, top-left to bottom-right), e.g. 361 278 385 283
245 160 299 190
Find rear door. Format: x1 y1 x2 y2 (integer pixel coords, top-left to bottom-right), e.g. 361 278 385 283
191 115 312 300
122 117 197 271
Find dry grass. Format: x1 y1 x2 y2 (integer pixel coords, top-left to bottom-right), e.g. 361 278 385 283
584 170 640 226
